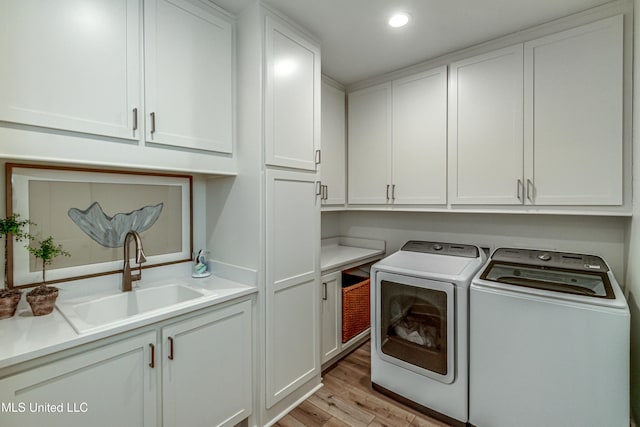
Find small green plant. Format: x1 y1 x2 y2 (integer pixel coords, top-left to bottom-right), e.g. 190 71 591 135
0 214 33 291
26 236 70 287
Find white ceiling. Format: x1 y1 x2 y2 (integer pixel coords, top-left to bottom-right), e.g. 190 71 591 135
214 0 615 85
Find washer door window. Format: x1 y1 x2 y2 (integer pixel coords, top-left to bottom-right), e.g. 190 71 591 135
376 272 455 384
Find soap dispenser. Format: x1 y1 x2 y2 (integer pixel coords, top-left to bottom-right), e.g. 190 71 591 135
192 249 211 278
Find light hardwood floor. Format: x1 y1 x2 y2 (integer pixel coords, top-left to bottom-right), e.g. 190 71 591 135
274 340 452 427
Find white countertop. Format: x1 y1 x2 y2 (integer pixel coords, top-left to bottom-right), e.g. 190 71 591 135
321 236 386 272
0 262 257 370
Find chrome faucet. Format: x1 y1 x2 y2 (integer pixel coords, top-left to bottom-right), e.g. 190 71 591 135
122 231 147 292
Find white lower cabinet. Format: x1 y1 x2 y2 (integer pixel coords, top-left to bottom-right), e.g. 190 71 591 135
0 332 158 427
162 300 252 427
0 300 252 427
320 271 341 364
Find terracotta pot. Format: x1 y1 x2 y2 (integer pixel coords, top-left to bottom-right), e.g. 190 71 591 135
0 289 22 319
26 286 59 316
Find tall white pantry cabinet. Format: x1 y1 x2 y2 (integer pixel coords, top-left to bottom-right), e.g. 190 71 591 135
262 6 322 417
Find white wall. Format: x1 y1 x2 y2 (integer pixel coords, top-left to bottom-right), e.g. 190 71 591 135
324 211 628 285
205 1 263 271
625 0 640 420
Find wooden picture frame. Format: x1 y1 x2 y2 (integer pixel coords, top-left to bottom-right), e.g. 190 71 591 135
6 163 193 288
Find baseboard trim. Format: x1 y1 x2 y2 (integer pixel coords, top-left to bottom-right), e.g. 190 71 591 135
263 383 324 427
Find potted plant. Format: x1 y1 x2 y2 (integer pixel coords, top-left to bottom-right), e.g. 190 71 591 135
0 214 33 319
26 236 70 316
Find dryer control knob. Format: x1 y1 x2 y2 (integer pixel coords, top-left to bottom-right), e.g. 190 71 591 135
538 253 551 261
433 244 443 251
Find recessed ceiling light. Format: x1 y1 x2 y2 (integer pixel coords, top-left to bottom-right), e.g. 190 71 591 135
388 12 410 28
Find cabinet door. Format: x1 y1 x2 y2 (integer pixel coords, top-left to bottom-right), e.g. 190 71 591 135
321 81 346 206
266 169 320 408
320 271 341 364
162 300 252 427
348 82 392 204
0 0 140 140
0 332 157 427
449 45 524 205
265 15 321 171
144 0 233 153
392 67 447 205
524 15 623 205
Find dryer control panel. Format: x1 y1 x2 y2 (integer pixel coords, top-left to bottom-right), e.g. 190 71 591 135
401 240 479 258
492 248 608 272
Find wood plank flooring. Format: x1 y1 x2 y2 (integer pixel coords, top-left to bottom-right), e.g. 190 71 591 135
274 341 452 427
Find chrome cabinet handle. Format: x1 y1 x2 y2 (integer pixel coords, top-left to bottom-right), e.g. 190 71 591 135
150 112 156 134
168 336 174 360
316 181 322 196
517 179 523 202
322 282 327 300
133 108 138 131
324 185 328 200
386 184 390 200
315 149 321 165
526 179 534 202
149 343 155 368
391 184 396 200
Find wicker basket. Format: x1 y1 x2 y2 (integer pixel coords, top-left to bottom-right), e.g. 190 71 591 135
342 278 370 343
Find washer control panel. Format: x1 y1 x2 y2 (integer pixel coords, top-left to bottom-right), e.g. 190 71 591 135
401 240 479 258
492 248 608 272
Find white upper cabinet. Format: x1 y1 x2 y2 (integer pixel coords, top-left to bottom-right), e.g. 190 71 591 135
144 0 233 153
265 15 321 171
392 67 447 205
348 66 447 206
449 45 524 205
449 15 624 208
320 81 346 206
524 15 623 206
0 0 141 140
348 82 392 205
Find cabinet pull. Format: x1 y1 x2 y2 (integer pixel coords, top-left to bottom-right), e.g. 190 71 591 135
392 184 396 200
133 108 138 131
150 112 156 134
168 336 174 360
316 181 322 196
386 185 390 200
526 179 534 202
324 185 328 200
149 343 155 368
322 282 327 300
517 179 524 202
315 149 321 165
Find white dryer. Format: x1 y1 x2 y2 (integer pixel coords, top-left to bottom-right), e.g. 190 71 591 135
470 248 630 427
370 241 487 426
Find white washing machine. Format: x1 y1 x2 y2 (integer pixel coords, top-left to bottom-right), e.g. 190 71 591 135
470 248 630 427
370 240 487 425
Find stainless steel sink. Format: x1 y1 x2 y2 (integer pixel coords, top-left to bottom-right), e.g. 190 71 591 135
57 284 205 333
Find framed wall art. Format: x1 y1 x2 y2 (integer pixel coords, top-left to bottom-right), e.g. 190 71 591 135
6 163 193 288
